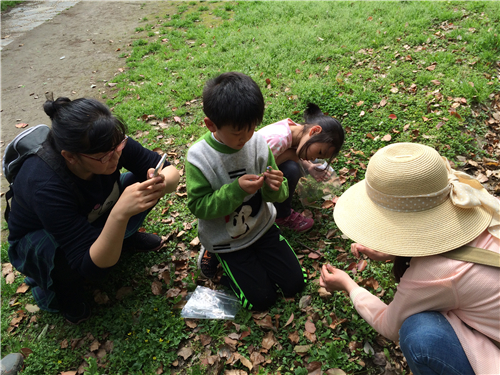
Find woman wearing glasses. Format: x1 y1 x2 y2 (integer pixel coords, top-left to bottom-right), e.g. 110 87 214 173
6 96 180 323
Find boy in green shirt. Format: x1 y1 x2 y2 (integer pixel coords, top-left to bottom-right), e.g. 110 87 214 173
186 72 306 310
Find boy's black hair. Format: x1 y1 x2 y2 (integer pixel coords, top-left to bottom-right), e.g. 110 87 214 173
202 72 264 130
44 97 127 154
298 103 345 165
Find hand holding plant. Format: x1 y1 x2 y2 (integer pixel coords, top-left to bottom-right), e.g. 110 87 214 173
320 264 359 294
351 243 395 262
263 166 283 191
239 174 265 195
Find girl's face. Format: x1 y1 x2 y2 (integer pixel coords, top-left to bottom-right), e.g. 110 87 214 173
296 125 335 161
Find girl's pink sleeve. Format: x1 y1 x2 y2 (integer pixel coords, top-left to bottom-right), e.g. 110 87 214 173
265 133 288 158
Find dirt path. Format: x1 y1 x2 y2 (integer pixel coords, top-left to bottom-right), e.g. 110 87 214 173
0 1 176 196
0 1 178 238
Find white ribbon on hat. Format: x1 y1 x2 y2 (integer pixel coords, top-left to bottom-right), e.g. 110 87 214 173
444 157 500 239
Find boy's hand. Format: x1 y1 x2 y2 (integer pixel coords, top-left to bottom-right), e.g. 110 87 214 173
263 168 283 191
239 174 265 195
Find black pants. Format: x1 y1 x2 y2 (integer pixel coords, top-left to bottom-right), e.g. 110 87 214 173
274 160 303 218
216 224 306 311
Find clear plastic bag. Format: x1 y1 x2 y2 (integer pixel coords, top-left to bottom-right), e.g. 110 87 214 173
181 286 241 320
297 160 342 207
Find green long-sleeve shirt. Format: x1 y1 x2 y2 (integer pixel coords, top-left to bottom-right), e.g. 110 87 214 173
186 131 288 253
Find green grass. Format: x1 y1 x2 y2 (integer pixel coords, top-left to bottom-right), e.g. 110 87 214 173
1 1 22 12
2 1 499 374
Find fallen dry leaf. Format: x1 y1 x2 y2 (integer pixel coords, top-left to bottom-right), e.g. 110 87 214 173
115 286 133 300
151 280 163 296
177 346 193 360
289 331 299 344
262 331 278 350
326 369 347 375
200 334 212 346
93 290 110 305
16 283 29 294
15 123 29 128
318 287 332 298
90 339 100 352
381 134 392 142
294 344 312 354
25 304 40 313
305 320 316 334
304 331 317 343
250 351 265 366
284 313 294 327
253 315 275 331
299 295 312 309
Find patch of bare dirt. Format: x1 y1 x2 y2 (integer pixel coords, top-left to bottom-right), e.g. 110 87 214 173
0 1 178 236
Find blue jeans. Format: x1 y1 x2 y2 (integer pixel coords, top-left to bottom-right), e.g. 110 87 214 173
399 312 474 375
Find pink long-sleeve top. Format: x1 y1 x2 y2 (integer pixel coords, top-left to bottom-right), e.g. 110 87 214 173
349 229 500 375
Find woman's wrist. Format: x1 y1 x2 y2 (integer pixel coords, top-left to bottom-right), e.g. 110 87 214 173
344 277 359 294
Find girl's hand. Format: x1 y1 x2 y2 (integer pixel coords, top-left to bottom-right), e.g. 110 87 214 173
309 166 331 182
263 167 283 191
319 264 358 294
351 243 395 262
113 178 165 220
239 174 265 195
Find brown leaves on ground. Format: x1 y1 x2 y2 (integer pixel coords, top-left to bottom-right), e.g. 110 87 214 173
2 262 16 284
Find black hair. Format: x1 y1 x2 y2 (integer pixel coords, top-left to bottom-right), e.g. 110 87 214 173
202 72 264 131
298 103 345 166
393 256 412 282
44 97 127 154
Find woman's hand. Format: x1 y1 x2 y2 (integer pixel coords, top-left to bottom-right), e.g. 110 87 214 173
147 164 181 196
239 174 265 195
351 243 395 262
263 167 283 191
113 178 165 220
320 264 358 294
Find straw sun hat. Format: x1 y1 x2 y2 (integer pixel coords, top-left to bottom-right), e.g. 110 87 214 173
333 142 498 257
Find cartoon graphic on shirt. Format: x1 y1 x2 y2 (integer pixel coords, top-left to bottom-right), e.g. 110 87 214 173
224 192 262 239
87 182 120 223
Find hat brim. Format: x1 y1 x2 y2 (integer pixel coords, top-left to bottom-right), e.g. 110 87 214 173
333 180 493 257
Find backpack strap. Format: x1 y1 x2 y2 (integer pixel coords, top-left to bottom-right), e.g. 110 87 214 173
36 141 86 211
441 245 500 268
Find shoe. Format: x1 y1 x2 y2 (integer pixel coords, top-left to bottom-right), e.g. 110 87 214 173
197 246 219 279
123 232 163 253
0 353 24 375
63 302 91 325
275 209 314 232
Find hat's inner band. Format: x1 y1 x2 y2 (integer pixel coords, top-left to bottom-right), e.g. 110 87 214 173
366 181 452 212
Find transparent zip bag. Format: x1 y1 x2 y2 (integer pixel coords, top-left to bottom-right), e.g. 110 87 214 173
297 160 342 207
181 286 241 320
